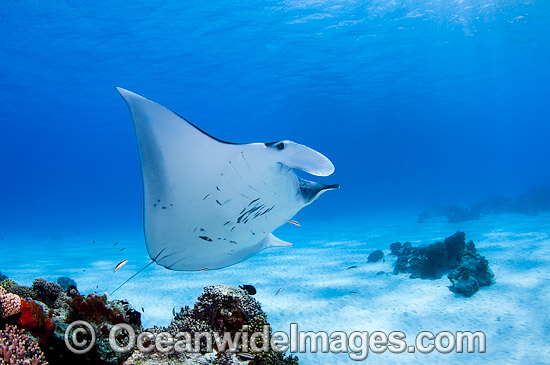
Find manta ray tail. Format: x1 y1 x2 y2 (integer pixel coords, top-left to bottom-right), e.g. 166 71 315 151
110 260 156 296
110 247 170 295
111 248 169 295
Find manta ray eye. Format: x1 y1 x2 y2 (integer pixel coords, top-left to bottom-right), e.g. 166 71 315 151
265 141 286 150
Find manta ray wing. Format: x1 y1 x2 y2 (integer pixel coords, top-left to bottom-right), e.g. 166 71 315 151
117 87 337 270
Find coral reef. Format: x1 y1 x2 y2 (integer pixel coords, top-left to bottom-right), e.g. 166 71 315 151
68 294 126 326
0 324 47 365
445 206 481 223
56 277 77 292
17 300 55 344
448 241 495 297
124 285 298 365
367 250 384 263
444 231 465 266
389 242 402 256
0 281 16 293
0 287 21 319
391 232 494 296
418 184 550 223
46 293 142 365
6 286 34 302
1 276 294 364
0 276 141 365
32 279 68 309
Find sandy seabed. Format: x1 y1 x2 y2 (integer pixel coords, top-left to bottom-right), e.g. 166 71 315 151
2 211 549 364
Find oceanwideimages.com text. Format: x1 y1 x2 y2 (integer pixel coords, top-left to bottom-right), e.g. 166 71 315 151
65 321 486 361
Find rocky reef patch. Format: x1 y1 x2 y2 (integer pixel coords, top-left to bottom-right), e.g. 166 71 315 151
391 231 495 297
124 285 298 365
0 324 47 364
1 276 141 364
418 185 550 223
367 250 384 263
0 276 297 365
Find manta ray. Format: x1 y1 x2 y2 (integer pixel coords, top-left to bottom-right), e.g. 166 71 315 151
116 87 338 272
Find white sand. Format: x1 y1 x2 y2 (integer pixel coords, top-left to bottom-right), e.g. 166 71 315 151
1 212 549 364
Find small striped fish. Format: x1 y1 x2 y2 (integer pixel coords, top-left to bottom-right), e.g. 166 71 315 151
114 260 128 272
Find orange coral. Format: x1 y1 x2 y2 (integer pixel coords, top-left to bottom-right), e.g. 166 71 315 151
17 300 55 344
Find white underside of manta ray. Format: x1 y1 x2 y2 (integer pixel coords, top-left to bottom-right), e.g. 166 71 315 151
116 87 339 271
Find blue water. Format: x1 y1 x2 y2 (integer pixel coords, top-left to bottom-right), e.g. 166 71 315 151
1 0 549 235
1 2 550 364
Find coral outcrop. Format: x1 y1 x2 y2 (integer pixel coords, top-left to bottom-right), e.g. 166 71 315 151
46 293 142 365
418 184 550 223
448 240 495 297
0 275 295 365
0 281 16 293
0 324 47 365
17 300 55 344
56 277 77 292
124 285 298 365
0 287 21 319
0 276 141 365
367 250 384 263
391 232 494 296
31 279 68 309
2 277 68 309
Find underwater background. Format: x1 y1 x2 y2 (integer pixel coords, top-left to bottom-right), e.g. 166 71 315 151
1 0 549 364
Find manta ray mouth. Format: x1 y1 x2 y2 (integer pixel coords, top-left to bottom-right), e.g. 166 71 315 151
299 179 340 203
